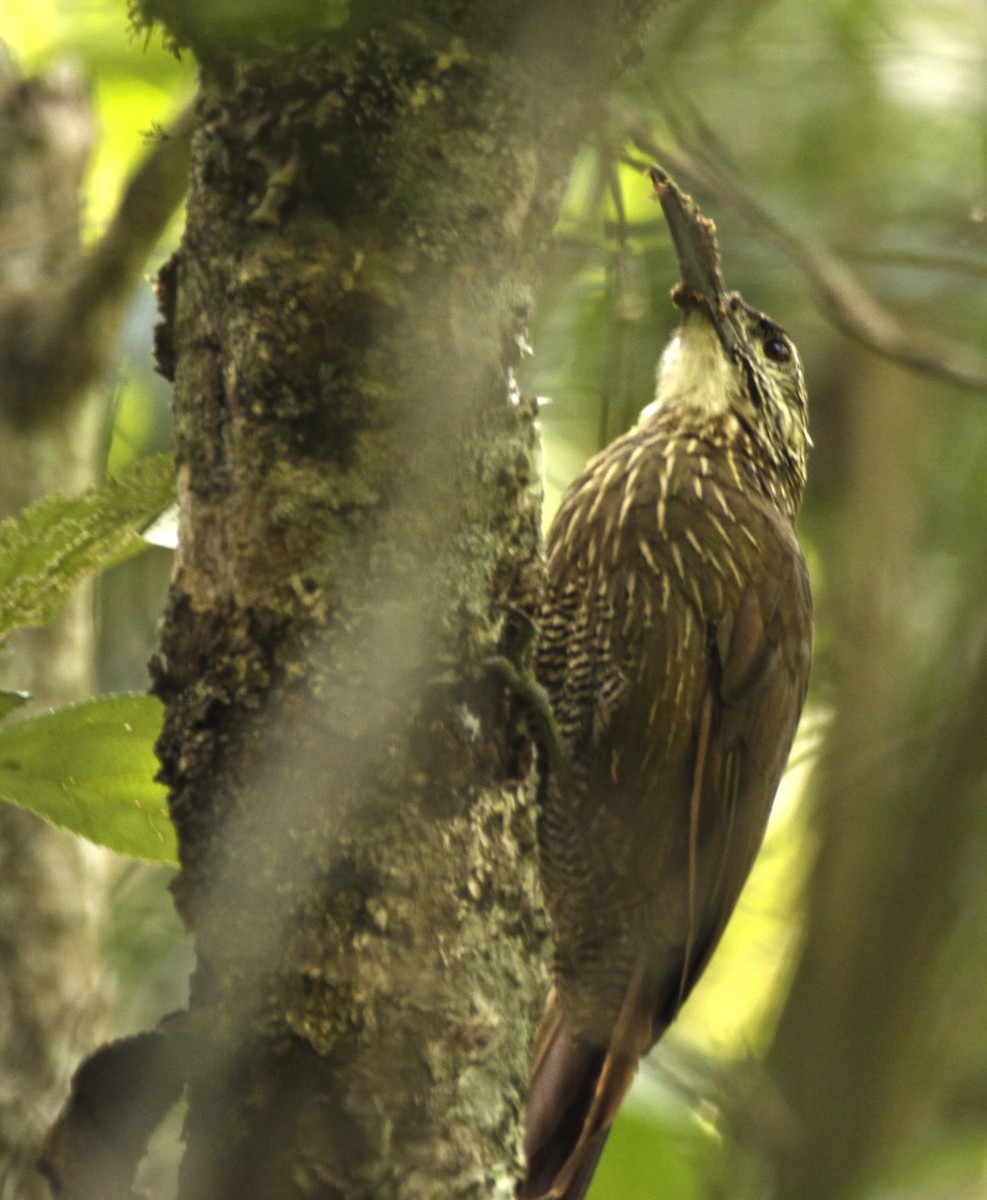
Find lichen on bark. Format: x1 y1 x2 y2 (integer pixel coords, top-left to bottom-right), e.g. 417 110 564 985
139 5 662 1197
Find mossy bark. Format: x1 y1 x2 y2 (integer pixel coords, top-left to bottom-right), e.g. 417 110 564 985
145 5 662 1197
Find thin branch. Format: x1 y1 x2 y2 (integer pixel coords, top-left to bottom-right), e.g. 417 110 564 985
847 247 987 280
623 123 987 394
22 102 196 424
69 103 196 327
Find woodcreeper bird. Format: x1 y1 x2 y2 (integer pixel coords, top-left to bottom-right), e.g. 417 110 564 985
520 167 812 1200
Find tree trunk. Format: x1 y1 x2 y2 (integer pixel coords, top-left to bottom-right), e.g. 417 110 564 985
143 4 663 1197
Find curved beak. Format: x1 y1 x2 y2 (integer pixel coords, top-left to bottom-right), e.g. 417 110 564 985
648 165 738 356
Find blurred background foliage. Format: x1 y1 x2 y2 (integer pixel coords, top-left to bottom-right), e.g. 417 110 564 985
4 0 194 1053
4 0 987 1197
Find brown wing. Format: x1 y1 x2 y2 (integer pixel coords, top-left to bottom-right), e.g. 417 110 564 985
668 519 812 1018
536 429 811 1039
524 430 811 1200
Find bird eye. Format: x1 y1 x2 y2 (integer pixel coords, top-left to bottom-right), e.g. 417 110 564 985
763 337 791 364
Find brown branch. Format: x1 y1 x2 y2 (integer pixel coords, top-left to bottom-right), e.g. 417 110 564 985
67 103 196 333
623 125 987 394
9 101 195 426
848 247 987 279
41 1019 187 1200
47 103 196 412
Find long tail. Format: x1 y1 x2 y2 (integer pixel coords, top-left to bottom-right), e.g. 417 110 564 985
519 992 639 1200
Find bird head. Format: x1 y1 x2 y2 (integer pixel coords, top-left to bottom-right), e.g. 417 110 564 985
644 166 809 508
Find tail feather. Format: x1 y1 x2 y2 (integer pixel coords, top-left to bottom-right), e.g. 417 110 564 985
519 995 638 1200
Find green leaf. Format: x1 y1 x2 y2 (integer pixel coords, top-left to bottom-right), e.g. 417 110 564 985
0 454 176 640
0 691 30 721
0 694 177 864
590 1099 711 1200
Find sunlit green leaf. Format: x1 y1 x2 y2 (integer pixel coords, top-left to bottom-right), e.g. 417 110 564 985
0 694 177 864
0 454 175 640
590 1101 710 1200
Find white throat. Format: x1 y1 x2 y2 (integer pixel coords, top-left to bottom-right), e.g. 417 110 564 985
640 312 733 423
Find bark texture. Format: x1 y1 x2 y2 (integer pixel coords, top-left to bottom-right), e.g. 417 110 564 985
143 4 663 1198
